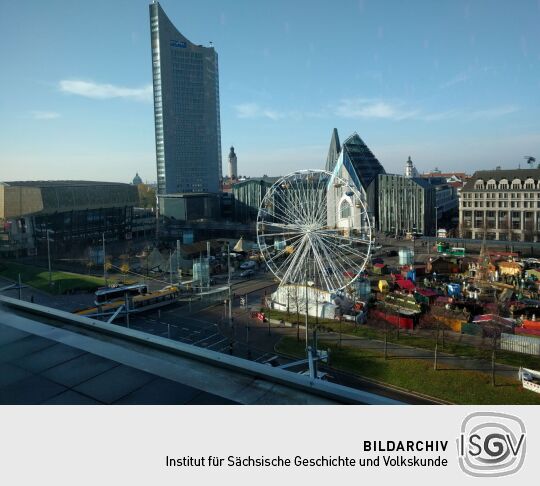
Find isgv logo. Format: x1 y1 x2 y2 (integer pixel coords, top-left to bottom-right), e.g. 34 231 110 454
457 412 526 477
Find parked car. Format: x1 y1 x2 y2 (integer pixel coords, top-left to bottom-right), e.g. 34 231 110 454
240 269 255 278
240 260 256 270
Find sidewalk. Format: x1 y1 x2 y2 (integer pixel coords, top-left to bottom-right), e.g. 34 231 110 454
0 276 94 312
318 331 519 379
246 315 520 380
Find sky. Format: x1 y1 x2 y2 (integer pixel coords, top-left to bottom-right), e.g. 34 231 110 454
1 0 539 183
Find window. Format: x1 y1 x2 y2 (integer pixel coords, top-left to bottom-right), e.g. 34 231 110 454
340 200 351 218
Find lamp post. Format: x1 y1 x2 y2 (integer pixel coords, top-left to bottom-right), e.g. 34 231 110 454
435 206 440 238
102 232 107 286
227 243 232 326
46 229 52 286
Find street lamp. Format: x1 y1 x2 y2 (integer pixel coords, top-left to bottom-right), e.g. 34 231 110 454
46 228 53 286
102 232 108 286
227 243 232 326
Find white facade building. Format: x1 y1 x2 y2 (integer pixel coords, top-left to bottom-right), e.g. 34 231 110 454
459 168 540 241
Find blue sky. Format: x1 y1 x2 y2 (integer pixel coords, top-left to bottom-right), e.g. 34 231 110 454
1 0 539 183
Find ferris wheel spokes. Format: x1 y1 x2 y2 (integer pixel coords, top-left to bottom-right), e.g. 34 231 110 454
256 169 372 293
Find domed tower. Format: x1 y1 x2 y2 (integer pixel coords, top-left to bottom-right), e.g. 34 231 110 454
132 172 143 185
228 146 238 179
404 156 418 178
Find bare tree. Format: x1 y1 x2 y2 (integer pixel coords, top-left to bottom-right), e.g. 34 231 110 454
288 284 302 342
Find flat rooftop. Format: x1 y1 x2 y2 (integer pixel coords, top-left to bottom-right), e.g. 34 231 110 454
1 297 395 405
0 320 235 405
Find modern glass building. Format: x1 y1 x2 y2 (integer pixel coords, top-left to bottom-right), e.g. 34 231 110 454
150 1 222 195
0 181 140 257
378 174 436 236
325 130 386 227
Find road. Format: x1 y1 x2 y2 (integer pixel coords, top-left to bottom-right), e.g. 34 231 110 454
1 272 437 403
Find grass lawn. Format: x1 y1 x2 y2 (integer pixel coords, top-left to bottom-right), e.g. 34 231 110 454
277 337 540 405
264 307 540 370
0 261 108 295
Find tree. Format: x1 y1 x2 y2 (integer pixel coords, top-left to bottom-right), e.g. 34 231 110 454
137 183 156 210
288 284 302 342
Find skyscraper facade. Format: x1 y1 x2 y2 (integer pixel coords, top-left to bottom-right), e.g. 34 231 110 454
150 1 222 195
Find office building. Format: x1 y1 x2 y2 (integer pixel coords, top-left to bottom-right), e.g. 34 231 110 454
232 177 280 223
0 181 139 257
378 174 436 236
150 1 222 195
459 168 540 241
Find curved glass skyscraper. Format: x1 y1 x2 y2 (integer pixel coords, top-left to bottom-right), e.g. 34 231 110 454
150 1 222 195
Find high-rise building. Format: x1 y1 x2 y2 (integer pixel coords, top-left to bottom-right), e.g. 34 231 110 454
149 1 222 195
228 146 238 179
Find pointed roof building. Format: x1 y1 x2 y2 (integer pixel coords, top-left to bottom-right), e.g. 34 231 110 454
325 129 386 227
339 132 385 192
325 128 341 172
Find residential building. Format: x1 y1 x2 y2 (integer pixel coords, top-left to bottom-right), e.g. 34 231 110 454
422 169 469 181
150 1 221 195
431 177 459 217
459 168 540 241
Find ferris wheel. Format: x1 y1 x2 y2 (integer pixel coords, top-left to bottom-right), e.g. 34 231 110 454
256 169 372 293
